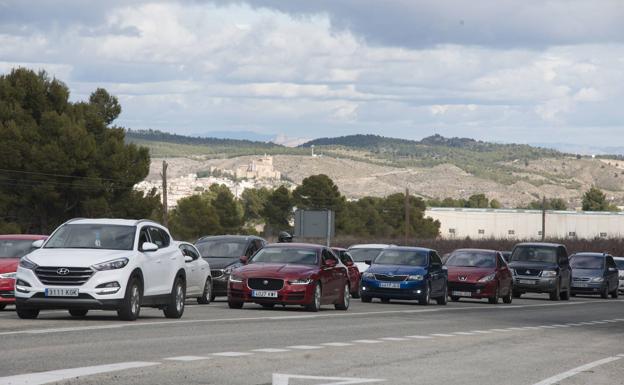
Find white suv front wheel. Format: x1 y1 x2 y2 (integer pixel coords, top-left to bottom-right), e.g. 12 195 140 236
164 277 185 319
118 277 142 321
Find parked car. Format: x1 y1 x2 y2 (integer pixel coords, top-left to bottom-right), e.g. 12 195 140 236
445 249 513 304
508 242 571 301
501 251 511 263
347 244 393 273
569 253 619 298
332 247 361 298
15 218 187 320
227 243 350 312
359 247 448 305
614 257 624 293
195 235 266 301
178 242 212 304
0 234 48 310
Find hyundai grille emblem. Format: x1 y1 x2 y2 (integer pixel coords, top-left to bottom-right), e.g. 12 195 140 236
263 280 269 285
57 268 70 275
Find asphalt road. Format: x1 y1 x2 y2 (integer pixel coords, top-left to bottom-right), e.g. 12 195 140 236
0 293 623 385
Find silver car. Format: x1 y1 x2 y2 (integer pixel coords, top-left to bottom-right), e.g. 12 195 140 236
614 257 624 293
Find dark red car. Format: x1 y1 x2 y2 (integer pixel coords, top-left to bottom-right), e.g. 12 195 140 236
332 247 361 298
0 234 48 309
228 243 350 312
445 249 513 304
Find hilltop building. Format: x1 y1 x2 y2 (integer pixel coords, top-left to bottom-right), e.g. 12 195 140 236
235 155 281 180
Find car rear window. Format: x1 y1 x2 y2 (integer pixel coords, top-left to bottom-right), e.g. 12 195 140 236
570 255 605 269
348 248 384 262
251 247 318 265
374 250 428 266
446 251 496 268
196 239 247 258
510 246 557 264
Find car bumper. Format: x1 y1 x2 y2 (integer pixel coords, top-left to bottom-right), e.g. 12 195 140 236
360 279 427 300
212 276 230 296
513 277 557 293
14 267 130 309
0 278 16 304
447 280 497 299
619 279 624 292
228 281 315 305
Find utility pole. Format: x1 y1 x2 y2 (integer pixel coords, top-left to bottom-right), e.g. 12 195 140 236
404 187 410 246
161 160 168 226
541 196 546 241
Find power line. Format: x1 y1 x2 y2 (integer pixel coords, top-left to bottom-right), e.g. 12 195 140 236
0 168 138 184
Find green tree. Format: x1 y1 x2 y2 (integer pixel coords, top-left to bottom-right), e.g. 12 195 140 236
292 174 345 211
213 188 243 233
169 194 221 241
0 68 155 233
527 198 568 211
489 199 502 209
262 186 293 235
241 187 270 221
582 187 618 211
89 88 121 125
466 194 489 208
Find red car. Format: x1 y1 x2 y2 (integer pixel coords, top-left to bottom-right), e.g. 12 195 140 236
0 234 48 310
228 243 351 312
445 249 513 304
332 247 361 298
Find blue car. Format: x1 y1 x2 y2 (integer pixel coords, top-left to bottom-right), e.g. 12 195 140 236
359 247 448 305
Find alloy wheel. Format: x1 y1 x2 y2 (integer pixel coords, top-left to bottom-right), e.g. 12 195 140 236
175 283 185 313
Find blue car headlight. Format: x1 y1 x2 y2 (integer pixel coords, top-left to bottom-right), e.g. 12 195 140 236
407 275 423 281
362 272 375 279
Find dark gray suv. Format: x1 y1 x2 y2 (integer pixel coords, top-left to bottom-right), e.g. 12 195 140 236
508 243 571 301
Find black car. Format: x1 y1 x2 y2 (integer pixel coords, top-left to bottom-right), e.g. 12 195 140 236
570 253 619 298
508 243 571 301
195 235 267 300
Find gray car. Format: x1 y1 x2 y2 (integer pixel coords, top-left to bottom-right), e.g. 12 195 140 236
615 257 624 293
508 242 571 301
570 253 619 298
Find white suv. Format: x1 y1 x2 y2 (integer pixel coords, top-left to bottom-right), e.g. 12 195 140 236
15 218 187 321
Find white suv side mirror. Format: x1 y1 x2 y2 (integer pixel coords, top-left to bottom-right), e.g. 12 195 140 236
32 240 44 248
142 242 158 252
184 255 193 263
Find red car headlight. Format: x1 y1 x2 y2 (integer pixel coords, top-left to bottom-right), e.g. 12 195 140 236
288 278 312 285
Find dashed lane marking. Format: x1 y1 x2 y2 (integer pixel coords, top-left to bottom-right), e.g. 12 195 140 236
212 352 253 357
453 332 475 335
164 356 210 361
380 337 409 341
353 339 383 344
430 333 454 337
321 342 354 347
405 335 433 339
252 348 291 353
287 345 324 350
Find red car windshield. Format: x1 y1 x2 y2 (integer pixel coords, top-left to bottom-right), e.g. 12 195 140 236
251 247 318 265
0 239 36 258
446 251 496 268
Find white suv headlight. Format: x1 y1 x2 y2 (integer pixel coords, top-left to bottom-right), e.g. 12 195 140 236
92 258 129 271
19 257 38 270
541 270 557 278
0 272 16 279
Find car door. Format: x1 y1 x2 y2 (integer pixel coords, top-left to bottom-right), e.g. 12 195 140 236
147 226 172 295
138 226 159 297
557 246 571 289
429 251 444 295
180 244 202 296
606 256 618 292
320 249 340 301
496 252 512 295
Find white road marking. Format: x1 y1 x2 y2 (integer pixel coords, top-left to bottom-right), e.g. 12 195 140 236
550 324 570 327
164 356 210 361
379 337 409 341
353 339 383 344
430 333 454 337
539 326 556 329
252 348 291 353
505 327 526 331
405 335 433 339
453 332 475 335
322 342 354 347
0 361 159 385
287 345 324 350
489 329 510 332
273 373 384 385
532 355 622 385
212 352 253 357
0 299 613 337
470 330 492 334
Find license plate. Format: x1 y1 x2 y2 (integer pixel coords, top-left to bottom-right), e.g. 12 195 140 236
573 283 589 288
45 288 79 297
252 290 278 298
379 282 401 289
452 291 472 297
518 279 535 285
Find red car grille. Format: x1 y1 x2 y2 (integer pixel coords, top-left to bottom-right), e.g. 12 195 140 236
248 278 284 290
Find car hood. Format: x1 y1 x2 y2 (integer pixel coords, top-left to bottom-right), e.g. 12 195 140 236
0 258 19 273
572 268 604 278
366 264 427 276
446 267 494 282
508 261 557 270
235 263 318 278
203 257 240 270
25 249 132 268
354 262 369 272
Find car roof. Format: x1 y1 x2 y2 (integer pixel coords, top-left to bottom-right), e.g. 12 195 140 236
571 252 608 257
0 234 48 240
196 235 263 243
332 247 347 251
514 242 565 248
613 256 624 260
384 246 435 253
451 248 498 254
65 218 156 226
348 244 393 249
264 242 325 250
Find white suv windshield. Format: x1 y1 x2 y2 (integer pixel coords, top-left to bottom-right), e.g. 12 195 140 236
45 224 136 250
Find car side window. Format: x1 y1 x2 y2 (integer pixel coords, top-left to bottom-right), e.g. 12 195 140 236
246 241 257 257
496 253 506 267
338 252 352 265
138 228 150 249
159 229 170 247
322 249 338 263
430 252 442 266
180 244 199 260
148 227 165 248
557 247 568 265
607 256 616 269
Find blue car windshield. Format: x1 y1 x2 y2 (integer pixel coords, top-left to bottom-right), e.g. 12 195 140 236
374 250 428 266
570 255 604 269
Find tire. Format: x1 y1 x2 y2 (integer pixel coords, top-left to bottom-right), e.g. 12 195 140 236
549 281 561 301
600 286 609 299
69 309 88 317
360 295 372 303
0 304 6 310
163 277 186 319
228 300 244 309
571 293 576 297
334 283 350 310
488 285 499 304
306 283 321 312
450 296 460 302
436 283 448 305
197 278 212 304
560 288 570 301
117 277 142 321
210 292 216 302
512 290 522 298
16 306 39 319
261 303 275 308
351 289 360 299
381 298 391 304
503 285 513 304
418 282 431 306
611 287 619 299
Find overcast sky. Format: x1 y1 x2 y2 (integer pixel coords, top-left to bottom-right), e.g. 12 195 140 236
1 0 623 146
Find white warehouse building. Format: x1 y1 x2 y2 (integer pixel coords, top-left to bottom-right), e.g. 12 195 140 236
425 207 624 240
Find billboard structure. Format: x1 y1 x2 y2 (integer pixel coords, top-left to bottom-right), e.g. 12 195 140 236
294 210 335 246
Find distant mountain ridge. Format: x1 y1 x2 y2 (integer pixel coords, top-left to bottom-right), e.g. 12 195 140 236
126 129 283 149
